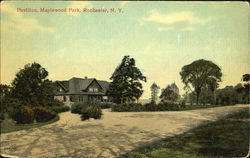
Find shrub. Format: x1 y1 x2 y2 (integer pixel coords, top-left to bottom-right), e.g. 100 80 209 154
50 106 70 113
99 102 116 109
45 99 64 107
112 103 144 112
1 97 27 117
156 102 181 111
89 106 102 119
33 107 57 122
81 110 90 120
112 102 181 112
12 107 35 124
0 112 5 123
81 105 102 121
180 100 186 109
71 103 85 114
144 103 157 111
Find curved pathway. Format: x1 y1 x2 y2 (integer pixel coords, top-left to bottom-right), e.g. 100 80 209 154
0 104 249 158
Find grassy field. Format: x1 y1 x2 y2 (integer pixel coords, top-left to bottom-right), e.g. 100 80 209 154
0 115 59 134
122 108 249 158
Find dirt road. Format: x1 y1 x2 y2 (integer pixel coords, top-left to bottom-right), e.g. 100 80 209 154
0 104 249 158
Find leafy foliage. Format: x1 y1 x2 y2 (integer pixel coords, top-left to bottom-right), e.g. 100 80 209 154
81 106 102 120
112 103 144 112
0 62 70 126
112 103 181 112
187 83 249 105
49 106 70 113
145 102 181 111
180 59 222 105
241 74 250 104
0 84 11 99
11 107 58 124
71 103 102 120
71 103 85 114
216 86 238 105
0 84 23 117
12 107 35 124
0 113 5 123
242 74 250 82
11 62 55 107
160 84 179 103
108 56 146 103
45 99 64 107
150 82 160 104
98 102 116 109
0 97 26 116
33 107 57 122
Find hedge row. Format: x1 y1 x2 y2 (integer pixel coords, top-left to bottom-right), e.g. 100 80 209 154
111 102 184 112
0 113 5 123
49 106 70 113
11 107 58 124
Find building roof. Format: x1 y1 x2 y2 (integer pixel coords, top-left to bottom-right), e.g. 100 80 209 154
55 77 110 95
57 80 69 91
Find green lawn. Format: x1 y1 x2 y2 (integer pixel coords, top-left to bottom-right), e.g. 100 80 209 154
0 115 59 134
122 108 249 158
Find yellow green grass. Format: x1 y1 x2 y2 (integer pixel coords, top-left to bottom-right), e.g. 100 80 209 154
123 108 249 158
0 115 59 134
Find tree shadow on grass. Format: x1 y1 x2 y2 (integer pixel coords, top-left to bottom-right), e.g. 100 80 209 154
120 108 249 158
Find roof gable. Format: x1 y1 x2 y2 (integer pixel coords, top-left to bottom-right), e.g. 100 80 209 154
56 81 69 91
97 80 110 93
56 77 110 94
84 79 99 90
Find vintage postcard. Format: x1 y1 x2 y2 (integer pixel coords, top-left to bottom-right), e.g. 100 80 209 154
0 1 249 158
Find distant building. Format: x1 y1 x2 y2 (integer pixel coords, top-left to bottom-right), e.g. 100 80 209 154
54 77 111 106
169 83 179 94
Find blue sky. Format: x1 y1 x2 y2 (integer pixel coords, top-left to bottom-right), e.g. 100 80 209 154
1 1 249 99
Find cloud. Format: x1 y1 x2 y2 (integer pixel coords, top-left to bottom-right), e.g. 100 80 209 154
1 3 56 34
181 27 195 32
158 27 174 32
144 10 210 25
67 1 91 16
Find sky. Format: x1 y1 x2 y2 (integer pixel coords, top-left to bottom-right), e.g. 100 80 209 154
1 1 249 99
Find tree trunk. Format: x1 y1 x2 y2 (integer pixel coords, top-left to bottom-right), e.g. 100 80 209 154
213 91 216 105
248 83 250 104
248 87 250 104
196 91 200 105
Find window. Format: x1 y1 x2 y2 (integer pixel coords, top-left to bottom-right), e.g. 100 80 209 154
70 96 73 102
94 88 98 92
103 96 108 102
79 96 83 102
63 96 66 102
89 88 94 92
103 96 108 100
58 88 62 92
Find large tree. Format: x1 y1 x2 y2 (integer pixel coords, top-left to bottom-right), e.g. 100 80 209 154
108 56 146 104
0 84 11 99
180 59 222 105
11 62 54 106
150 82 160 104
242 73 250 103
